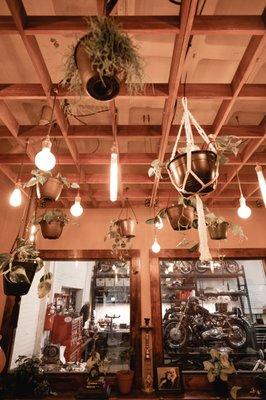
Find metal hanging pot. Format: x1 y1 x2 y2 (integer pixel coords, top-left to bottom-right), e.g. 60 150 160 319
3 261 37 296
166 204 194 231
37 178 63 204
74 39 120 101
167 150 218 197
208 221 229 240
116 218 136 239
40 220 64 240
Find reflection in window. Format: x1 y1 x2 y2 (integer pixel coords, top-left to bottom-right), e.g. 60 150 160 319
160 259 266 371
11 260 131 373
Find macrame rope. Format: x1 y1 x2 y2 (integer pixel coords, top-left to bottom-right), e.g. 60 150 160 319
195 194 212 262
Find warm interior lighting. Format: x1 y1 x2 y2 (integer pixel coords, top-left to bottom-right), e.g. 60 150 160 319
255 165 266 207
110 145 118 202
154 215 164 230
151 236 161 253
9 181 22 207
29 224 37 242
70 195 83 217
237 196 251 219
35 136 56 172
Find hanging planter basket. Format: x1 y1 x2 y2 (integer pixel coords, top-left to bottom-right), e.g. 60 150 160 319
116 218 136 238
37 177 63 203
208 221 229 240
74 38 120 101
3 261 37 296
166 204 194 231
40 220 64 240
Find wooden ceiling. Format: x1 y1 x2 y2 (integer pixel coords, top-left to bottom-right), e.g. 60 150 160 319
0 0 265 209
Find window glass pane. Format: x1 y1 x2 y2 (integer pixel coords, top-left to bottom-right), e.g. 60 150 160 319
11 260 131 373
160 259 266 371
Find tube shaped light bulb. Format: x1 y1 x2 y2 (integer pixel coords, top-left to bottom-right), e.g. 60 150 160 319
255 165 266 207
9 182 22 207
70 195 83 217
151 237 161 253
35 137 56 172
110 147 118 202
237 196 251 219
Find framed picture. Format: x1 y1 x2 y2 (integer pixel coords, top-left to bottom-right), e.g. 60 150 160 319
156 365 183 394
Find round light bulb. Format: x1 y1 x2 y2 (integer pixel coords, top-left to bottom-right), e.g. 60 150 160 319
35 137 56 172
70 195 83 217
151 237 161 253
237 196 251 219
154 216 164 230
30 224 37 235
9 183 22 207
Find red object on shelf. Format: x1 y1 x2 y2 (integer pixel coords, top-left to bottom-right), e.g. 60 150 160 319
50 315 83 362
44 304 55 331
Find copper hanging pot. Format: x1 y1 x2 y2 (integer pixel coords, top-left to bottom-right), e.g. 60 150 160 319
166 204 194 231
74 38 120 101
208 221 229 240
167 150 218 197
37 178 63 204
116 218 136 238
40 220 64 240
3 261 38 296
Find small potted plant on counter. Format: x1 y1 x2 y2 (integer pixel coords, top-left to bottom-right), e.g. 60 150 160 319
116 348 134 395
0 238 51 297
36 210 69 240
24 169 79 205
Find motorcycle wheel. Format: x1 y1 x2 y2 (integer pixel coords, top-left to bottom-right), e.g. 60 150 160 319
164 319 188 351
178 261 193 274
225 260 240 274
226 321 249 349
194 260 208 273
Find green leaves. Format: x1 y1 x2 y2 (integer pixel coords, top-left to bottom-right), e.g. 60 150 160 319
148 159 163 179
36 210 69 226
9 266 30 284
38 273 53 299
214 135 244 165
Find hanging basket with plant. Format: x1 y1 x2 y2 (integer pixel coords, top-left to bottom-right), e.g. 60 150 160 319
205 212 247 241
36 210 69 240
0 238 51 298
62 16 144 101
24 169 79 205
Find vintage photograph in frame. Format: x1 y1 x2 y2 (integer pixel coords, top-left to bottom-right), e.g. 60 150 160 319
157 365 183 394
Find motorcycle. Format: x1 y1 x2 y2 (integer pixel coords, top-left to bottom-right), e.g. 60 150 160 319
161 259 240 275
163 297 250 353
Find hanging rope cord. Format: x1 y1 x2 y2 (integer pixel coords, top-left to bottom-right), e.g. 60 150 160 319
118 197 138 224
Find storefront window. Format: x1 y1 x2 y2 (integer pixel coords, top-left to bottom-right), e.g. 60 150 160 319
10 260 131 373
160 259 266 371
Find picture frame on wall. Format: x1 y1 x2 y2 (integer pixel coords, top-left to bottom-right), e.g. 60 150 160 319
156 365 183 394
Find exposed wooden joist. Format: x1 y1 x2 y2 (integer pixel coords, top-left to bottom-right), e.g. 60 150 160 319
0 83 265 100
0 15 265 35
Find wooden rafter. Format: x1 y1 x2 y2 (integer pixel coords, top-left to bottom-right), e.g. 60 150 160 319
0 83 264 100
0 15 265 35
150 0 198 206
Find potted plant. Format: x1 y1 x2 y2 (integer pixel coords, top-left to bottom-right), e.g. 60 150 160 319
104 219 132 260
36 210 69 240
116 348 134 395
203 349 240 399
6 355 52 398
63 17 144 101
24 169 79 205
205 212 246 241
0 238 45 296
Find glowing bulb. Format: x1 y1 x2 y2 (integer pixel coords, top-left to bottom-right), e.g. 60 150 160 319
110 146 118 202
30 224 37 235
112 265 116 271
35 137 56 172
154 216 164 230
255 165 266 207
210 261 215 274
151 237 161 253
70 195 83 217
29 234 35 243
237 196 251 219
9 182 22 207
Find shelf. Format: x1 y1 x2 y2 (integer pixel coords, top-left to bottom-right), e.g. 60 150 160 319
161 273 244 279
198 291 247 297
162 285 196 291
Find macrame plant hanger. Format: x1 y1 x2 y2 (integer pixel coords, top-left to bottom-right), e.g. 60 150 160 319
168 97 219 262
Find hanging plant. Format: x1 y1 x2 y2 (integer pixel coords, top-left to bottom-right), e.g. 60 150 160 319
205 212 247 241
36 210 69 240
62 17 145 101
24 169 79 205
0 238 51 298
104 219 131 261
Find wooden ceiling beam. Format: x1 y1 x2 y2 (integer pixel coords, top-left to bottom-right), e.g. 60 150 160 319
0 83 265 100
0 15 265 35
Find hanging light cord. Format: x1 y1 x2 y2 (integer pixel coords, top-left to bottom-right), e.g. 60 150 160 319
16 139 29 183
236 173 243 197
47 90 57 138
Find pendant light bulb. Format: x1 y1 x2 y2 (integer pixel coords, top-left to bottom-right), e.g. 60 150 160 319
9 181 22 207
154 215 164 230
237 196 251 219
151 236 161 253
70 195 83 217
255 165 266 207
35 136 56 172
110 145 118 202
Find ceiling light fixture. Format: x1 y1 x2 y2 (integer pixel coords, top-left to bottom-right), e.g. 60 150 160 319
237 173 251 219
9 180 22 207
110 144 118 202
255 165 266 207
151 235 161 253
70 194 83 217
